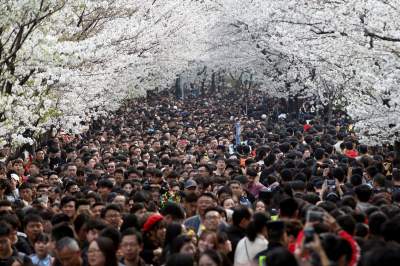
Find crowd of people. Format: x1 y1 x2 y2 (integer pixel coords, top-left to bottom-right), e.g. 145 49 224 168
0 87 400 266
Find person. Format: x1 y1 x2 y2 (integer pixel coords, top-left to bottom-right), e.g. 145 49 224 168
55 237 83 266
0 221 32 266
234 213 269 266
141 213 166 265
29 233 53 266
184 192 216 235
225 206 252 260
120 229 146 266
87 237 118 266
199 249 224 266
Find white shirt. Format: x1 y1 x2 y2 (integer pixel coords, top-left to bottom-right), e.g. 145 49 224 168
234 235 268 266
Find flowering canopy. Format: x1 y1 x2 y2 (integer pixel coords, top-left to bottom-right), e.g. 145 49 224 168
0 0 399 147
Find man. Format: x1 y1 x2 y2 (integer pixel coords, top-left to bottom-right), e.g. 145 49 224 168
255 221 289 264
23 214 44 255
91 202 105 219
101 204 123 230
214 157 226 177
225 206 252 260
97 179 114 202
160 202 185 225
120 228 146 266
0 222 32 265
60 196 77 220
55 237 83 266
203 207 223 232
184 192 216 235
19 183 33 205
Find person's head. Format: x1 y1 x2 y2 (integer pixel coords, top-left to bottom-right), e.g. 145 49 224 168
246 212 270 241
56 237 82 266
0 200 12 213
0 221 13 257
222 197 235 210
33 233 50 259
160 202 186 224
198 249 223 266
120 228 143 263
197 192 216 217
232 205 252 229
85 219 107 243
142 213 166 246
229 180 244 197
260 247 298 266
60 196 76 219
101 204 123 230
355 184 373 202
19 182 33 202
279 198 299 219
24 213 44 242
171 234 196 256
88 237 118 266
91 202 105 219
266 220 287 245
204 207 222 232
166 253 194 266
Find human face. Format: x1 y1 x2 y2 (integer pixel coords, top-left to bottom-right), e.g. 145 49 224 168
25 221 43 242
123 183 133 194
20 188 33 202
230 183 243 197
113 195 126 207
34 241 48 258
199 254 218 266
92 205 104 219
49 174 59 186
121 235 142 262
204 211 221 231
223 198 235 210
197 196 214 216
255 201 266 213
67 166 77 177
57 247 82 266
62 201 76 218
180 242 196 256
86 229 100 243
0 235 12 257
104 210 122 229
87 241 106 266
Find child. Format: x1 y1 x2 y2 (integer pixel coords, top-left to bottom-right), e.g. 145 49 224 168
29 233 53 266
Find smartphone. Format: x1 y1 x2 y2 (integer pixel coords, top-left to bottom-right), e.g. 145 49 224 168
304 227 315 243
306 210 324 223
327 179 336 189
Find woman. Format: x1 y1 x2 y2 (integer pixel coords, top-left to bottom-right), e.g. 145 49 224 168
87 237 118 266
171 234 197 256
198 231 217 253
161 222 183 263
234 213 269 266
141 213 166 265
199 249 224 266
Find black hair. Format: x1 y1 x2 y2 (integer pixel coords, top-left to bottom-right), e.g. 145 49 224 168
171 234 192 254
232 205 252 227
93 237 118 266
121 228 143 245
160 202 185 220
51 222 74 242
199 249 223 266
99 227 121 252
279 198 299 218
246 212 269 242
262 247 298 266
166 253 194 266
